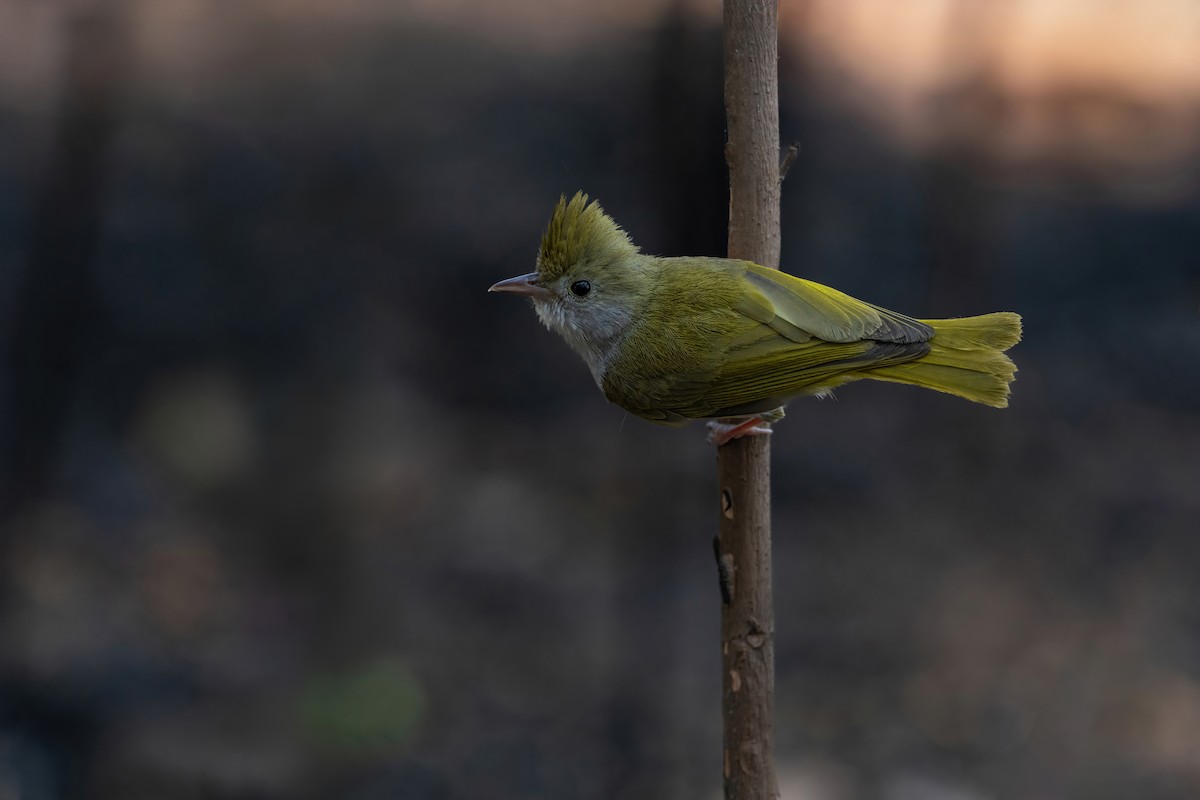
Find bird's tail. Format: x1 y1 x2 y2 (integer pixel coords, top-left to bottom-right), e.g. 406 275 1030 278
864 312 1022 408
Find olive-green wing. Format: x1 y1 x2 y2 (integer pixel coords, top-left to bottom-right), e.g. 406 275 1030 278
670 334 926 419
735 263 933 344
661 263 933 419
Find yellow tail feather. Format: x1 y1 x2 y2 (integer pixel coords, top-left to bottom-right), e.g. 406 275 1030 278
921 312 1022 351
861 312 1022 408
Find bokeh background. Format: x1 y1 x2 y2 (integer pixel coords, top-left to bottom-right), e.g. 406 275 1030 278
2 1 1199 798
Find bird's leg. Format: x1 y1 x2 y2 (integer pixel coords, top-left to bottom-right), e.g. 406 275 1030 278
706 407 786 447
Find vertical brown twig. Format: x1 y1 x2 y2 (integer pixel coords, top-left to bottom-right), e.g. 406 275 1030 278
717 1 781 798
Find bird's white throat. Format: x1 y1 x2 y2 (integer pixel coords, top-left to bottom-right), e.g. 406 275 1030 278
533 297 632 386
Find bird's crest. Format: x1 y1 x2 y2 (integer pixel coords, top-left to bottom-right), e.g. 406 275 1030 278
537 192 638 282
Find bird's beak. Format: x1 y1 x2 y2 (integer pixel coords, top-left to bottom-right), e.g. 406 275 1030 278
488 272 551 299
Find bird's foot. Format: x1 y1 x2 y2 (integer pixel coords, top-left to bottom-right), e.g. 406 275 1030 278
707 417 773 447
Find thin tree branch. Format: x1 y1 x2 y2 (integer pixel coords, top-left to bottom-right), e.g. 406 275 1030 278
718 1 781 798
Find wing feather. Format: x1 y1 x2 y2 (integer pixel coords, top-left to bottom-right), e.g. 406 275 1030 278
741 264 934 344
675 335 927 418
604 259 934 422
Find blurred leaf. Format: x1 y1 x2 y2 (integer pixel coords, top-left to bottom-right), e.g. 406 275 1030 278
300 658 425 754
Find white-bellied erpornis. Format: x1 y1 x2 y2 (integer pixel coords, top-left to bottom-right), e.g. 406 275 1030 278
490 193 1021 444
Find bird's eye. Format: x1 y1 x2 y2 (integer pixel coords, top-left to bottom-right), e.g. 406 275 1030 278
570 280 591 297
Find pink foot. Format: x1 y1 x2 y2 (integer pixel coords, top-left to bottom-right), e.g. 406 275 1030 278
706 417 773 447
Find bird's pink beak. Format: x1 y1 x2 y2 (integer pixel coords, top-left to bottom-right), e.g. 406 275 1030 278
488 272 551 299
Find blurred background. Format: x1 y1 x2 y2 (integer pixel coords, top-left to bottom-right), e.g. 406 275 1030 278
1 0 1199 798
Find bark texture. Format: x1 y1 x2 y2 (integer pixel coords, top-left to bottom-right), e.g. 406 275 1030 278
718 1 781 798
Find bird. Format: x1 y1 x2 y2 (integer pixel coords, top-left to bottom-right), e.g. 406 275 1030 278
490 192 1021 445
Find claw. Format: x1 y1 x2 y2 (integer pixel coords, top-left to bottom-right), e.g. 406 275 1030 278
706 417 773 447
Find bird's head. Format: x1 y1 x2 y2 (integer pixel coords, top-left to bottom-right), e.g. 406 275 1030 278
489 192 650 377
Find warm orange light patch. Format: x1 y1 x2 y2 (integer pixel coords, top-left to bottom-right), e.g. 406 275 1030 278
791 0 1200 198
